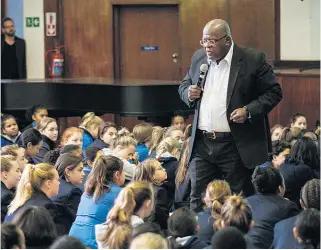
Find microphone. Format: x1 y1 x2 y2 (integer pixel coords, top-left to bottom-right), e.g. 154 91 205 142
196 64 209 87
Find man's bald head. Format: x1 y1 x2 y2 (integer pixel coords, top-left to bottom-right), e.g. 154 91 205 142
201 19 232 62
203 19 232 39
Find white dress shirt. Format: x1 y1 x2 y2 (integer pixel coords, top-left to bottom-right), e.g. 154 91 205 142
198 43 234 132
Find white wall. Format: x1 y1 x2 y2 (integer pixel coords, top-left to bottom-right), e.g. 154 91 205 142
280 0 320 60
23 0 45 79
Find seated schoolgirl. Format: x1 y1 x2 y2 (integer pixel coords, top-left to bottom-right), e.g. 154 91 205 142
34 117 58 163
17 128 43 164
69 155 125 249
132 158 168 230
91 122 117 149
51 153 84 234
1 155 22 222
133 123 153 162
79 112 103 150
22 104 48 131
1 114 21 147
95 181 154 248
4 163 60 226
167 207 208 249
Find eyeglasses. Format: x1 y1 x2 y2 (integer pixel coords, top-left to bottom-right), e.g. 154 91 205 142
200 35 227 46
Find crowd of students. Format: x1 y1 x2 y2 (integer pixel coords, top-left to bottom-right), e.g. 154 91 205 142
1 106 320 249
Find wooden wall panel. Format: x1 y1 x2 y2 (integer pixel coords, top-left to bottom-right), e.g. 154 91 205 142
269 74 320 129
1 0 7 20
180 0 229 77
229 0 275 63
63 0 113 78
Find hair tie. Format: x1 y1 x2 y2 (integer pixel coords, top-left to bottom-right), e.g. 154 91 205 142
31 165 36 171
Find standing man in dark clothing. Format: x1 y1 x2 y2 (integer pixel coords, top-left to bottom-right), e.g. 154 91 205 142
1 17 26 79
178 19 282 212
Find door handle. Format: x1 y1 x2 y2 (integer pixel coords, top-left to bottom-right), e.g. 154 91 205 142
172 53 178 63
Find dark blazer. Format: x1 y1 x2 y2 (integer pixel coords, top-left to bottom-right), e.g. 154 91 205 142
158 156 178 208
145 184 169 230
173 169 191 210
272 215 301 249
4 190 59 224
1 181 14 223
197 208 214 242
279 162 314 207
245 193 299 249
178 236 209 249
50 178 82 235
1 35 26 79
32 135 56 164
178 45 282 167
90 138 109 149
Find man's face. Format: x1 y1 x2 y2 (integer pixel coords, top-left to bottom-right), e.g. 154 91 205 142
202 26 230 61
2 20 15 37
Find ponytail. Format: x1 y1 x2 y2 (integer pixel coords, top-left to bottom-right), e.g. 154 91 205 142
8 163 56 214
203 180 231 230
79 112 102 129
155 137 181 160
218 195 253 234
97 181 154 248
148 126 165 156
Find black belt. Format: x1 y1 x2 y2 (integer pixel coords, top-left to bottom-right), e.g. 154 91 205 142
197 129 232 140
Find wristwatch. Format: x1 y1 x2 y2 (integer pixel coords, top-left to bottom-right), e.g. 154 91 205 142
243 106 251 119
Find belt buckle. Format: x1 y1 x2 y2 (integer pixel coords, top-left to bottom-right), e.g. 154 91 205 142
211 131 216 140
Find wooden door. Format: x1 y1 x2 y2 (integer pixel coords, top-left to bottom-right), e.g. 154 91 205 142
114 5 181 81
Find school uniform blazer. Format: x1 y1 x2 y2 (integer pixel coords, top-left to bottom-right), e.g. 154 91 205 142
173 170 191 210
50 178 82 235
1 181 14 223
158 156 179 208
1 133 21 147
145 184 169 230
272 215 301 249
245 193 299 249
197 208 214 242
176 235 209 249
32 135 56 164
90 139 109 150
178 44 282 167
4 189 59 226
279 162 314 206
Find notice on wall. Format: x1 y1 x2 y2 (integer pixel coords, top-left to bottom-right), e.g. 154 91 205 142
46 12 56 36
26 17 40 28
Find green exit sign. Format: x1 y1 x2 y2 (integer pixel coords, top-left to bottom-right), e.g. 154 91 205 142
26 17 40 27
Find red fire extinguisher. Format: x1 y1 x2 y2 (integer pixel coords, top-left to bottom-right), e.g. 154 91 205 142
46 45 65 77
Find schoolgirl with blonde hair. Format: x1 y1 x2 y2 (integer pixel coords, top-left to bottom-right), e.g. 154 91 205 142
148 126 165 157
103 129 138 181
197 180 232 241
132 158 168 229
5 163 60 224
1 155 21 222
79 112 103 150
96 181 154 248
1 144 28 170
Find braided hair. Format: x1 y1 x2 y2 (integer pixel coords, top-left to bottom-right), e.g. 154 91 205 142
300 179 320 210
252 166 284 194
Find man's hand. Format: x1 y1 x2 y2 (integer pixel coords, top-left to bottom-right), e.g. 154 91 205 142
230 108 247 123
188 85 202 101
